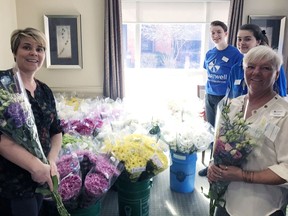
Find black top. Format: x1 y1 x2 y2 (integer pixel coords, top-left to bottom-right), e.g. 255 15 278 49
0 69 63 198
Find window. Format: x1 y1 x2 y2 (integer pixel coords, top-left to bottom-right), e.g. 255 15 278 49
122 1 230 107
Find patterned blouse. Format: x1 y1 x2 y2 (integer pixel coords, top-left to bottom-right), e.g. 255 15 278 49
0 69 63 198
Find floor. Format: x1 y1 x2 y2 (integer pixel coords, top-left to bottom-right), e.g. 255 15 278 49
100 152 211 216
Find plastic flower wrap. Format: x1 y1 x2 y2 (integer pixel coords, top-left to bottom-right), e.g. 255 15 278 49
56 148 122 210
62 132 102 152
56 95 124 137
0 69 69 216
160 119 214 154
207 97 256 216
102 133 170 182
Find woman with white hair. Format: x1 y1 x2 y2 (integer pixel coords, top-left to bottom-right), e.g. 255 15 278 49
208 45 288 216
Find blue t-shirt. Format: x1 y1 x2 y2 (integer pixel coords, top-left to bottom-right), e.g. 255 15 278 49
204 45 243 96
227 60 287 98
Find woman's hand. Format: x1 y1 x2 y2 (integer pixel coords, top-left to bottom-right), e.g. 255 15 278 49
207 163 243 183
49 160 60 182
30 161 53 191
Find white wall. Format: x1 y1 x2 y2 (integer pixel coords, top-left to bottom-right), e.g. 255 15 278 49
0 0 17 69
7 0 104 96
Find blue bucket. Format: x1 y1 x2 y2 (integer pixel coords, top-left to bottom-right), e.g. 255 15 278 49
170 151 197 193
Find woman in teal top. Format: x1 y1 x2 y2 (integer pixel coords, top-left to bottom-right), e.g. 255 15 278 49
228 24 287 98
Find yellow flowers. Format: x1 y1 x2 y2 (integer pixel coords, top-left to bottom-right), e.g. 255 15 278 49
103 134 169 182
65 97 81 111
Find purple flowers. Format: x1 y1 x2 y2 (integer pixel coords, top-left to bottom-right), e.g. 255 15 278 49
56 153 80 179
57 150 122 210
4 102 27 128
61 118 103 136
58 174 82 201
84 173 109 197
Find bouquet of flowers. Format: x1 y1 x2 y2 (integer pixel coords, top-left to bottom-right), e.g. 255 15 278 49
56 148 122 210
160 119 214 155
0 68 69 215
207 97 256 216
102 133 170 182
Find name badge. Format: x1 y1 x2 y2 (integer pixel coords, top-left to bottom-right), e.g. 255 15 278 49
270 110 286 117
222 56 229 62
234 79 241 85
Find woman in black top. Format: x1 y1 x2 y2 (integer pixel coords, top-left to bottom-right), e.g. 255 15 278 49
0 28 63 216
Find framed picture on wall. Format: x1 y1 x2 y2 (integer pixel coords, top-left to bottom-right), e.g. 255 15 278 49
248 15 286 54
44 15 83 69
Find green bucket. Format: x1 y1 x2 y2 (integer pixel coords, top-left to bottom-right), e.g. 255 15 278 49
69 202 101 216
117 178 152 216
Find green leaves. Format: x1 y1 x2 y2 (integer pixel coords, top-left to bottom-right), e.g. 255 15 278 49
36 175 70 216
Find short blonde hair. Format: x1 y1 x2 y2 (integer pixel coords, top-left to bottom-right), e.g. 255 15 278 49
243 45 282 71
10 27 47 55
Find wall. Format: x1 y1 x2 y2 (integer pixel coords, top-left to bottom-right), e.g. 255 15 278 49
243 0 288 71
2 0 104 96
0 0 17 69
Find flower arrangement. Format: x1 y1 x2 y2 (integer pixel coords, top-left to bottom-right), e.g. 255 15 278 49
56 148 122 210
102 133 169 182
207 98 256 216
56 95 124 136
160 119 214 155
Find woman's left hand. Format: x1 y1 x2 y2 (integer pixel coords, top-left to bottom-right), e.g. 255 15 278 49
49 160 60 182
208 164 242 183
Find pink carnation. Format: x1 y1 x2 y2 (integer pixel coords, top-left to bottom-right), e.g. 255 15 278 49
57 154 80 179
58 174 82 201
84 173 109 197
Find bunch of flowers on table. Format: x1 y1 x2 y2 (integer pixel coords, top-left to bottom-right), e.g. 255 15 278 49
0 69 69 215
56 146 123 210
207 97 256 216
56 95 124 136
101 131 170 182
160 117 214 155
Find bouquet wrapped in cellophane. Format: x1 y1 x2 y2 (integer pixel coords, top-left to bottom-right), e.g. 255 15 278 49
207 97 256 216
0 68 70 216
101 132 170 183
56 146 123 210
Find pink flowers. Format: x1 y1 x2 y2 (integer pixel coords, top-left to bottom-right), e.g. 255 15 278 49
62 118 103 136
58 174 82 201
84 173 109 197
57 150 122 210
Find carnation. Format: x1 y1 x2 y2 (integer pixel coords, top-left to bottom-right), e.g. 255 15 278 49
58 174 82 201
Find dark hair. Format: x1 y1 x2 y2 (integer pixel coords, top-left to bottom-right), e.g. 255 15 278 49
239 24 269 46
210 20 228 32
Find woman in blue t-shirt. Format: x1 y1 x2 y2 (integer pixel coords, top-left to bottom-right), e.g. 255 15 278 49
228 24 287 98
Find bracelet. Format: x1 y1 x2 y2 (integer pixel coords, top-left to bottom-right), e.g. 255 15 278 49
242 170 254 183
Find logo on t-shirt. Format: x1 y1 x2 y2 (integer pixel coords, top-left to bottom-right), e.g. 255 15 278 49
208 59 220 72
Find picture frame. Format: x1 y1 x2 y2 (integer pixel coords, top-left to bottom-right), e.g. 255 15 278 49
44 15 83 69
248 15 286 54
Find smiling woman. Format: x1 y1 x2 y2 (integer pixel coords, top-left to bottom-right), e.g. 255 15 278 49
0 27 66 216
208 45 288 216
